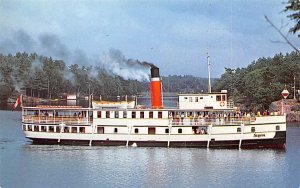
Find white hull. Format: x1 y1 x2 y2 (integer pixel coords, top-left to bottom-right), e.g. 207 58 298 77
22 114 286 148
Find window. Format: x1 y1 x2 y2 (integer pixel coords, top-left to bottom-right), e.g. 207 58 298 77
97 127 104 134
178 128 182 134
56 127 61 133
237 127 241 133
123 111 127 118
222 95 226 101
114 128 118 133
251 127 255 133
184 97 188 99
148 127 156 134
72 127 77 133
115 111 119 118
34 125 39 132
276 125 280 131
132 111 136 118
79 127 85 133
41 126 46 132
134 128 139 134
106 111 110 118
200 97 203 99
165 128 169 134
64 127 70 133
49 126 54 132
28 125 32 131
195 97 198 102
216 95 221 101
97 111 101 118
189 97 193 102
158 112 162 118
22 125 26 131
140 111 144 118
149 112 153 118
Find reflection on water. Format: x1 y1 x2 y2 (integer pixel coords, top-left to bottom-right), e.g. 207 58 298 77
1 110 300 188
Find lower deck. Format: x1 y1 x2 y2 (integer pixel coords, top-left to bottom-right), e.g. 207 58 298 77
28 132 286 149
22 121 286 149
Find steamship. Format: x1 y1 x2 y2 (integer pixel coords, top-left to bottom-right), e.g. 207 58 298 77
21 67 286 149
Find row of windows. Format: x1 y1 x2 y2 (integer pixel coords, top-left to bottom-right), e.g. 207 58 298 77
236 125 280 133
23 125 86 133
24 125 281 134
97 111 163 119
184 96 204 102
183 95 226 102
111 127 182 134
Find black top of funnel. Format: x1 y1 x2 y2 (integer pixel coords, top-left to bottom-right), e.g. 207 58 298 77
151 67 160 78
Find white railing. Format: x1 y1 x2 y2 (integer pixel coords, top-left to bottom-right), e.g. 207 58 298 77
22 115 91 125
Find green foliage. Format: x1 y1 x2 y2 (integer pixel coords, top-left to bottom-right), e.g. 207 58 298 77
285 0 300 35
213 51 300 111
162 75 212 93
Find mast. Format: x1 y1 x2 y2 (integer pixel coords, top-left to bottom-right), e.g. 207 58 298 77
207 52 212 93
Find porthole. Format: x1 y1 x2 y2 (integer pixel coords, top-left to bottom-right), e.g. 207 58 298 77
165 128 169 134
178 128 182 134
114 128 118 133
134 128 139 134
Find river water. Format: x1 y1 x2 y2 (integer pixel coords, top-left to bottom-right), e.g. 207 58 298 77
0 110 300 188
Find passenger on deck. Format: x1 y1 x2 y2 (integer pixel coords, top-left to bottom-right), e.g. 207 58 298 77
180 113 184 125
189 114 193 125
78 112 83 119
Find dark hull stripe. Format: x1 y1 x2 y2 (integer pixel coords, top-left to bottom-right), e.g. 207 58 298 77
28 131 286 149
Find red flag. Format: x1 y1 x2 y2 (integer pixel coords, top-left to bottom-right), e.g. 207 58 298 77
13 94 22 110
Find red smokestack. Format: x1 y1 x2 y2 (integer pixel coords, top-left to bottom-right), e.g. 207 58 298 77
150 66 163 109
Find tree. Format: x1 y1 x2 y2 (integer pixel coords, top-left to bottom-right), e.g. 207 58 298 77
285 0 300 35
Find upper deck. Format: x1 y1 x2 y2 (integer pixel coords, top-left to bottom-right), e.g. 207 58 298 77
21 106 285 127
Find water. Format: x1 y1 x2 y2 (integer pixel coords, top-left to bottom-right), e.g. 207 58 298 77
0 110 300 188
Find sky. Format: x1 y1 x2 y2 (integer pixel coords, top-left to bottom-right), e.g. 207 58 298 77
0 0 299 78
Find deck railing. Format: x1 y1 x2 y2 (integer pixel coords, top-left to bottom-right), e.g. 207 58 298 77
169 117 256 126
22 115 93 125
